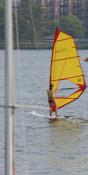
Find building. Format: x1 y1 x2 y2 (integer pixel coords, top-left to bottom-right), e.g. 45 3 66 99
60 0 88 35
54 0 60 19
38 0 88 36
41 0 60 20
60 0 73 16
80 0 88 35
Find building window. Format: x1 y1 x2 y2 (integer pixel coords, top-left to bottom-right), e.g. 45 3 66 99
69 0 72 4
74 0 78 3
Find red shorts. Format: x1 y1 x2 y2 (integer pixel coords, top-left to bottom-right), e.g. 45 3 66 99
50 101 56 112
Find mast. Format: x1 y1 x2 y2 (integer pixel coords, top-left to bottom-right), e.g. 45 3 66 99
5 0 15 175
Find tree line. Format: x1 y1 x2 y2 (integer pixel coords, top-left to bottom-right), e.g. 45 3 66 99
0 0 86 48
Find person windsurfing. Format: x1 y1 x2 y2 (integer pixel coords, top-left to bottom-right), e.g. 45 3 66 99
47 84 57 118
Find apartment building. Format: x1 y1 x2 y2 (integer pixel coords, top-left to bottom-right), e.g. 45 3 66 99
41 0 60 20
60 0 88 34
33 0 87 35
80 0 88 28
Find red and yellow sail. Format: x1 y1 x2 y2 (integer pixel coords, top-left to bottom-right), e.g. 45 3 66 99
50 28 86 109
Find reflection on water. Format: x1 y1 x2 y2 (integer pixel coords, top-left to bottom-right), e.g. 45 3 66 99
0 49 88 175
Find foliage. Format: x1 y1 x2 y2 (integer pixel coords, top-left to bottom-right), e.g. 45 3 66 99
0 1 4 41
59 15 86 38
42 20 59 39
32 0 42 39
0 2 86 47
17 0 42 47
17 0 33 42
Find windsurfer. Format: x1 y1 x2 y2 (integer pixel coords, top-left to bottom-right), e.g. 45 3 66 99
47 84 57 118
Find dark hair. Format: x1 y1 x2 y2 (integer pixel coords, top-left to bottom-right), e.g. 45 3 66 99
49 84 53 90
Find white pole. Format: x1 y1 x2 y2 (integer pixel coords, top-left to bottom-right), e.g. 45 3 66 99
5 0 15 175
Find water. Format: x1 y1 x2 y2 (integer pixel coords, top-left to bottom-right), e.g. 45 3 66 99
0 49 88 175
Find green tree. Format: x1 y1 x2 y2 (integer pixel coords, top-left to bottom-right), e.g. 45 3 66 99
16 0 33 43
59 15 86 38
33 0 42 40
0 0 4 41
46 20 59 37
17 0 42 48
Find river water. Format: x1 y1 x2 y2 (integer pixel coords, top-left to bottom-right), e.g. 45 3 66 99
0 49 88 175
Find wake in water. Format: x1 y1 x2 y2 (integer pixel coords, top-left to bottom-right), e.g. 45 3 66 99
30 111 88 122
30 111 46 117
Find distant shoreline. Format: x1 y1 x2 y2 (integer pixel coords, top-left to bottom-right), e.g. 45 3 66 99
0 40 88 49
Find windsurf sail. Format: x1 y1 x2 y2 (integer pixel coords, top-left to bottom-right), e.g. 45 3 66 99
50 28 86 109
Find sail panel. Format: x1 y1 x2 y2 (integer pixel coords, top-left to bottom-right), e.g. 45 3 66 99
50 28 86 109
55 88 84 109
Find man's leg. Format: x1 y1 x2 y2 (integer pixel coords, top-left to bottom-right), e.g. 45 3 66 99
55 111 58 118
50 109 52 116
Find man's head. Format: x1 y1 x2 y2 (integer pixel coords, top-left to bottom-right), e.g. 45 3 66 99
49 84 53 90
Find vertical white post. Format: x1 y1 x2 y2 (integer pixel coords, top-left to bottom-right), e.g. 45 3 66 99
5 0 15 175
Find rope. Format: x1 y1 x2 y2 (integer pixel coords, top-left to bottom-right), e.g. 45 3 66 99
0 104 49 110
